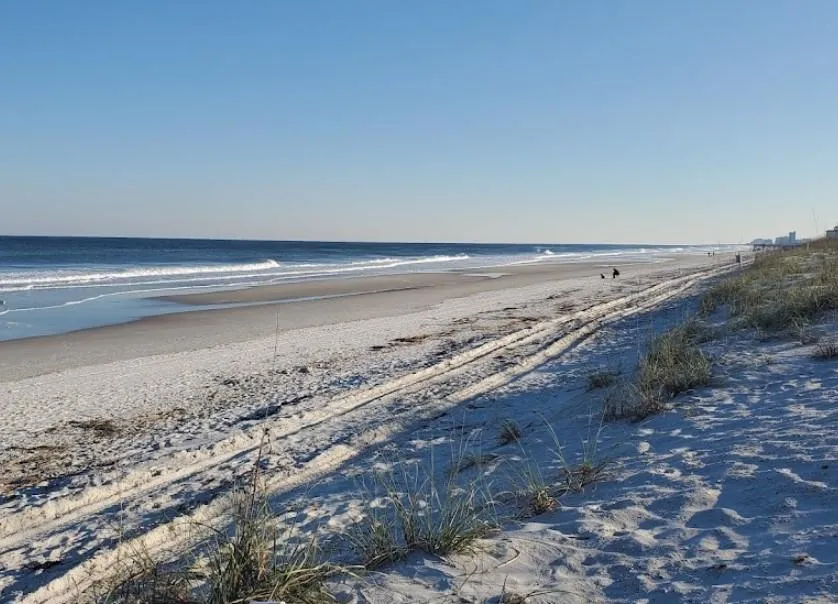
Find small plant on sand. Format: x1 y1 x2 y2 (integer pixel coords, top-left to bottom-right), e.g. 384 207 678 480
94 543 199 604
603 381 669 422
497 419 523 446
587 369 618 391
813 339 838 360
344 503 406 569
545 415 608 494
508 451 558 517
507 414 608 517
203 492 336 604
349 452 497 566
606 319 711 421
637 321 711 400
95 437 340 604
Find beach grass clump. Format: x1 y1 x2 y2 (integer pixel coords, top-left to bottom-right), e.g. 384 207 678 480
603 383 667 422
587 369 618 391
510 458 559 517
202 489 337 604
94 545 199 604
507 415 608 515
348 457 496 567
560 460 608 493
94 491 337 604
545 417 608 494
637 321 711 401
497 419 523 446
96 441 339 604
604 320 711 421
344 507 406 569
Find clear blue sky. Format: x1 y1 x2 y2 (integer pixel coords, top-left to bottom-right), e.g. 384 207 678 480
2 1 836 244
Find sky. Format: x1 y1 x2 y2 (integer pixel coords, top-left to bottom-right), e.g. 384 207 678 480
1 1 837 244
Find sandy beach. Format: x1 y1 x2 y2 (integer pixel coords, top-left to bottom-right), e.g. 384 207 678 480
12 249 838 604
7 2 834 600
0 257 705 382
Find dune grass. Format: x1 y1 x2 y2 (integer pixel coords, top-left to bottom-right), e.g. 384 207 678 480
97 415 608 600
605 318 712 421
511 456 559 517
95 436 340 604
96 489 338 604
348 454 498 568
636 322 712 400
606 241 838 422
702 240 838 333
201 491 337 604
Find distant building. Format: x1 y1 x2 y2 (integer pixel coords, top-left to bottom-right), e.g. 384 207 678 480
774 231 798 246
753 230 805 250
827 226 838 240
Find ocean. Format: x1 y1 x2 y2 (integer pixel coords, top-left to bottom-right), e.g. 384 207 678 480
0 236 722 341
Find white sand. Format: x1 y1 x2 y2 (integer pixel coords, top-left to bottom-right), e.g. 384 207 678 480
10 254 827 603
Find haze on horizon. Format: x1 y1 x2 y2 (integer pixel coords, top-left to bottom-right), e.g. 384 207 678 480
2 1 837 245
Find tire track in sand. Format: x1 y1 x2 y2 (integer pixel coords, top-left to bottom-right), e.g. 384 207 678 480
5 265 734 603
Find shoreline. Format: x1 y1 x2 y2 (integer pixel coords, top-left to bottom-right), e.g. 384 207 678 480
0 256 723 382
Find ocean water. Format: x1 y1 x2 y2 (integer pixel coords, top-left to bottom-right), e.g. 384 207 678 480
0 236 722 341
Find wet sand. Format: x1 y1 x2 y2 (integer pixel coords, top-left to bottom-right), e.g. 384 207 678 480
0 256 718 382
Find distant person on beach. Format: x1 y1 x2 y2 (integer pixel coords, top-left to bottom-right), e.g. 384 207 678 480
600 273 605 279
612 268 620 279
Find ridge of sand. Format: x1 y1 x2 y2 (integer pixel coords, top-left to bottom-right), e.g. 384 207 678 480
0 256 737 601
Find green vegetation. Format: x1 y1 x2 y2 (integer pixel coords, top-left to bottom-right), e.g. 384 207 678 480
97 489 338 604
605 320 712 421
637 322 712 402
349 457 497 567
702 240 838 333
607 240 838 422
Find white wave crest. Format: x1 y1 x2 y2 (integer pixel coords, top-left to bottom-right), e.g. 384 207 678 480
0 255 472 293
0 260 282 289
